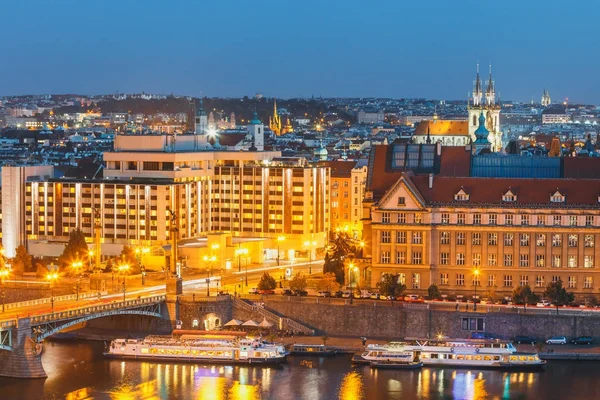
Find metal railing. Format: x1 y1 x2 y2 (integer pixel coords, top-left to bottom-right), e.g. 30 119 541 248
232 297 314 335
3 291 109 311
30 295 166 324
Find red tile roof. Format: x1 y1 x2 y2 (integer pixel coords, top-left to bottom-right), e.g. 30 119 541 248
414 120 469 136
317 160 357 178
563 157 600 179
368 145 404 200
438 146 471 176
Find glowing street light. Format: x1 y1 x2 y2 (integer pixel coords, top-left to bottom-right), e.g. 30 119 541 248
46 272 59 313
71 260 84 301
277 235 286 266
235 247 248 273
118 263 130 301
304 240 317 274
203 255 217 297
0 268 10 313
473 267 480 311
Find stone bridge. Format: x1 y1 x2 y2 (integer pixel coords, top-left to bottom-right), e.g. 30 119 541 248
0 295 174 379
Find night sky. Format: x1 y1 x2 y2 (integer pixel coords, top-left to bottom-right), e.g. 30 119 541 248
2 0 599 103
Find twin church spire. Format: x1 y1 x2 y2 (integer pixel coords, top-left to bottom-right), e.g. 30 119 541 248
472 63 496 107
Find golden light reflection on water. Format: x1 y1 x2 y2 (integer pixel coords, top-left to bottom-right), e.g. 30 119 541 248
195 377 229 400
472 377 489 400
338 371 364 400
228 381 261 400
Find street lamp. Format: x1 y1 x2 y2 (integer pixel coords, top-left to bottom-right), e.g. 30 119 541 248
118 263 130 302
236 247 248 273
277 235 285 266
473 267 480 311
71 260 84 301
88 250 94 271
203 255 216 297
135 247 150 286
0 268 9 313
46 272 59 313
304 240 317 275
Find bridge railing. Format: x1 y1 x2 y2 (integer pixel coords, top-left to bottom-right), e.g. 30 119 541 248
30 295 166 324
3 291 109 311
0 320 17 330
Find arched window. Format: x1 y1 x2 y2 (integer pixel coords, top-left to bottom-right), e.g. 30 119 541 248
473 115 477 126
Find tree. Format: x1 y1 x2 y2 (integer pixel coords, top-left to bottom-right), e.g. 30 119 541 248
512 285 539 311
543 279 575 314
10 245 32 277
257 272 277 291
104 259 114 273
120 245 140 273
376 274 406 305
316 272 341 294
58 229 89 269
289 273 308 293
427 284 441 300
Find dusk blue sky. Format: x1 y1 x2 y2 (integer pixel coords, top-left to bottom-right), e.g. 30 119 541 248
2 0 599 103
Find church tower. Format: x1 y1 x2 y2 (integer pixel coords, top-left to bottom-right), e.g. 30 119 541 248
194 98 208 135
248 111 264 151
269 99 282 135
468 63 502 152
541 89 551 107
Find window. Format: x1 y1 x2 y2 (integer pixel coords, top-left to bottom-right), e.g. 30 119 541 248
552 255 561 268
440 253 449 265
520 234 530 247
584 276 593 289
440 231 450 245
521 215 530 226
456 253 465 265
457 232 466 245
568 276 576 288
380 251 390 264
551 276 560 283
568 234 578 247
488 233 498 246
505 214 514 225
570 216 578 226
396 231 407 244
473 213 481 225
503 275 513 287
396 251 406 264
440 273 449 285
441 213 450 224
456 274 465 286
585 235 594 248
412 273 420 289
381 231 391 243
414 214 422 224
553 215 561 226
412 252 422 265
551 192 565 203
397 273 406 285
472 274 481 287
536 255 545 267
520 275 529 287
382 212 391 223
461 317 485 331
503 192 517 202
488 274 496 287
504 233 514 246
552 234 562 247
519 254 529 267
586 216 594 227
472 233 481 245
455 191 469 201
568 255 577 268
457 213 466 225
473 253 481 266
536 234 546 247
535 276 544 288
585 255 594 269
412 232 423 244
504 254 513 267
488 253 497 266
538 215 546 226
397 197 406 206
489 214 497 225
398 213 406 223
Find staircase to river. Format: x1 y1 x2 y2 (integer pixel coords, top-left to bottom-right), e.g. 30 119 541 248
231 297 314 335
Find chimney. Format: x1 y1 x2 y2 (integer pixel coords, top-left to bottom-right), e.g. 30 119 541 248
428 173 434 189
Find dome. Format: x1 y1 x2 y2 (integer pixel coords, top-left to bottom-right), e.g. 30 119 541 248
474 112 490 143
249 111 262 125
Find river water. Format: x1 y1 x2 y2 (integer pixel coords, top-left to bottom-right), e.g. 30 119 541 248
1 340 600 399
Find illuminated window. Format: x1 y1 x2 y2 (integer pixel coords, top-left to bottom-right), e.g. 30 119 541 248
488 254 497 266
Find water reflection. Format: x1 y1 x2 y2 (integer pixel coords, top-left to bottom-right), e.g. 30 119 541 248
338 371 364 400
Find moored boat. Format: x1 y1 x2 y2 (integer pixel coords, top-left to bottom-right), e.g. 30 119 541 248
368 351 423 370
104 334 287 365
289 344 336 356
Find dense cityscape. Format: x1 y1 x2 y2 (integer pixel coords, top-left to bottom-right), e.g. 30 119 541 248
2 1 600 399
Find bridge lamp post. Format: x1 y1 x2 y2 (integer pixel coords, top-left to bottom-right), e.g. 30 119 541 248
235 247 247 273
203 255 216 297
46 272 59 314
118 264 130 302
304 240 317 275
473 267 480 312
135 247 150 286
277 235 285 266
0 268 9 313
88 250 94 271
71 260 83 301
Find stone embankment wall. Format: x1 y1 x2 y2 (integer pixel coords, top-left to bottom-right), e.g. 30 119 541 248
2 286 74 304
263 299 600 340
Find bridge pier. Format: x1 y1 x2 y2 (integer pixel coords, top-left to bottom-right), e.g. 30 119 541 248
165 276 183 329
0 319 46 379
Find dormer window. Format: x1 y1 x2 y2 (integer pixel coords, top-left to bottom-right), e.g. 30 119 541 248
502 189 517 202
454 188 469 201
550 190 565 203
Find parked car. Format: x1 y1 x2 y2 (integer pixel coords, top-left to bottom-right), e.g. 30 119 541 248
536 300 551 307
332 291 344 298
479 297 492 305
249 287 259 294
317 291 330 297
280 289 293 296
404 294 424 303
360 291 372 299
515 335 537 344
471 332 500 340
293 289 308 296
341 291 352 299
369 293 381 300
353 292 361 299
572 336 593 345
546 336 567 345
259 289 275 295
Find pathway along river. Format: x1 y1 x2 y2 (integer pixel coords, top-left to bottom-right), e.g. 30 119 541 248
1 340 600 399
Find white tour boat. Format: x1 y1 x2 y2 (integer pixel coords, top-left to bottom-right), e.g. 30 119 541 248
357 338 546 369
104 335 287 365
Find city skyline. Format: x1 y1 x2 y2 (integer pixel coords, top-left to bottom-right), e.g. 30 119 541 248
1 0 599 103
